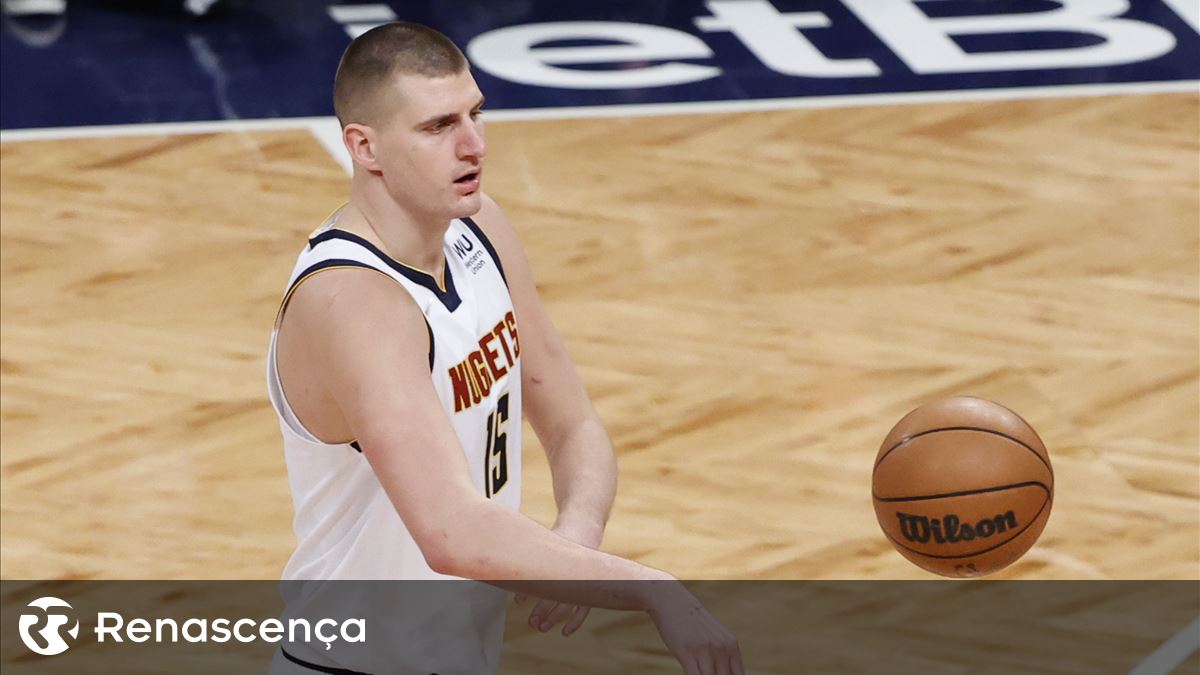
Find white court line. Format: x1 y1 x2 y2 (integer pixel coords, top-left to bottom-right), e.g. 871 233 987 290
483 79 1200 121
308 118 353 175
0 115 329 142
1 79 1197 144
326 4 396 24
1127 616 1200 675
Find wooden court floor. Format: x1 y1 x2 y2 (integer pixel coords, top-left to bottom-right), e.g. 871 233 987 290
0 92 1197 585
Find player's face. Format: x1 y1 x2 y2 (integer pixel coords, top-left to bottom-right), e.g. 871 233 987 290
375 69 487 221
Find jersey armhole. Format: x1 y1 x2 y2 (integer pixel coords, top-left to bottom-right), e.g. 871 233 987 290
275 259 388 327
271 261 437 449
276 259 438 369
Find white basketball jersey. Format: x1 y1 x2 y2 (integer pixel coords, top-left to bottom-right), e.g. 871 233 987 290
265 210 521 674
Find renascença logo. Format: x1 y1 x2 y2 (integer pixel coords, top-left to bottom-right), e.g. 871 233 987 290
19 596 80 656
16 596 366 656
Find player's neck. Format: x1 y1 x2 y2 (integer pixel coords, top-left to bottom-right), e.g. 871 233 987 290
342 181 448 275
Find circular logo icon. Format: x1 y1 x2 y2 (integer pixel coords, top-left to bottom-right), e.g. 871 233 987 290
18 596 79 656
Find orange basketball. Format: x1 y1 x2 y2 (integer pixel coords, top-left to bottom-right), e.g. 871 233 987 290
872 396 1053 577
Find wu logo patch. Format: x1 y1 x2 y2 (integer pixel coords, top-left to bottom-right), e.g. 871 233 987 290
452 234 489 274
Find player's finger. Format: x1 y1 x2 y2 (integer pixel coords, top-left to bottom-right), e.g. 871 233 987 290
562 605 590 636
529 600 557 630
715 637 738 675
697 648 717 675
541 601 575 631
729 640 745 675
714 648 732 675
729 650 745 675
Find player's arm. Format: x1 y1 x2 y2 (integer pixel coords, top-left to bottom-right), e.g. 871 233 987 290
472 193 617 549
286 268 641 589
287 269 742 674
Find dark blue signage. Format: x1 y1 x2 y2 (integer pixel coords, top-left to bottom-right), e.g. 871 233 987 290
2 0 1197 129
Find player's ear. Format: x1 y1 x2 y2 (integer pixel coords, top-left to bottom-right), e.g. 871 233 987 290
343 122 382 172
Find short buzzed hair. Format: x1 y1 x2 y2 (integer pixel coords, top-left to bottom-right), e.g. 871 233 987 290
332 22 469 127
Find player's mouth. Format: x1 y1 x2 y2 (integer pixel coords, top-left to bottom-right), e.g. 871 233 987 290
453 168 481 195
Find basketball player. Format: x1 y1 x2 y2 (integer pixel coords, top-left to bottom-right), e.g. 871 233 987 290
266 22 742 675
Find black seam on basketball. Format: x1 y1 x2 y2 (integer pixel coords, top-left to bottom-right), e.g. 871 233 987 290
873 480 1049 503
873 426 1053 477
880 494 1052 560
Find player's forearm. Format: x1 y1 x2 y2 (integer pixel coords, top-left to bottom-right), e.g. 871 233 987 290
490 577 688 615
432 497 669 610
544 415 618 542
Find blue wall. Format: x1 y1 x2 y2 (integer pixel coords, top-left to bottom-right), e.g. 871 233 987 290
2 0 1197 129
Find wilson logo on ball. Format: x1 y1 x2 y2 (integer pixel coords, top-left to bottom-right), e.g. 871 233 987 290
896 511 1018 545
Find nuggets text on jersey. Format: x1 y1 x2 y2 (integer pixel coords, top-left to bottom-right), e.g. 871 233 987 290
449 311 520 413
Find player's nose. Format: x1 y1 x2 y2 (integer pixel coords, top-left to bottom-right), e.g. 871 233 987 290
457 124 486 160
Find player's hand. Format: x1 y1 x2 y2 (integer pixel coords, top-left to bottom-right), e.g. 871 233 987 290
646 582 744 675
514 519 603 637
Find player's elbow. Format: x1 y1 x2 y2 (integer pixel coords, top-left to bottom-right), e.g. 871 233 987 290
419 538 480 579
412 502 507 579
420 535 492 579
421 542 457 576
408 522 469 577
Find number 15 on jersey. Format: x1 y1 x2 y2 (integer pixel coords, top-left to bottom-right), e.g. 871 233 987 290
484 392 509 497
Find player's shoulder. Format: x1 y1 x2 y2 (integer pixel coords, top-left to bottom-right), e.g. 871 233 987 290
287 262 422 334
282 263 432 379
467 192 525 262
472 192 506 228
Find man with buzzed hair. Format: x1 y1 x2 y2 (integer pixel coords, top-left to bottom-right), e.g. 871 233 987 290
266 22 743 675
332 22 468 126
